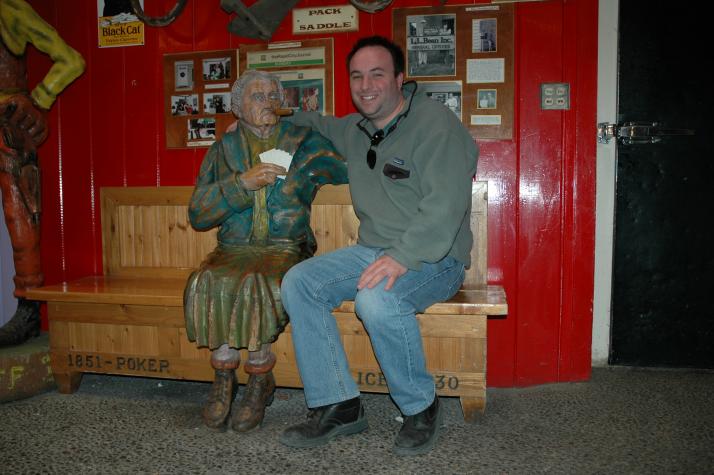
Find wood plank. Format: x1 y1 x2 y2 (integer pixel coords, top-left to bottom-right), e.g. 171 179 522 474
158 206 170 266
339 205 360 248
26 276 187 306
280 313 486 339
335 287 508 315
48 349 484 397
110 267 195 279
101 185 350 206
48 321 69 351
118 205 133 268
157 327 181 357
102 186 194 206
29 277 506 315
460 396 486 422
312 184 351 205
49 302 185 327
310 204 334 253
134 205 145 267
464 181 488 288
101 189 121 275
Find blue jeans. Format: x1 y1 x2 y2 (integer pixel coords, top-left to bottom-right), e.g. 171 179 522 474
281 245 465 416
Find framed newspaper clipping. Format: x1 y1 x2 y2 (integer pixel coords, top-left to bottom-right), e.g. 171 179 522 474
393 4 514 140
163 49 238 149
238 38 334 117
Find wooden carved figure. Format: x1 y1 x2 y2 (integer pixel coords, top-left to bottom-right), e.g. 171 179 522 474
185 69 347 431
0 0 85 347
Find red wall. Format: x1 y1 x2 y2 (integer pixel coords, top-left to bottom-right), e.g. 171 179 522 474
27 0 597 387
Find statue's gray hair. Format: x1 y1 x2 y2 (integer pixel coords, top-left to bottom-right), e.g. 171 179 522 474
231 69 285 118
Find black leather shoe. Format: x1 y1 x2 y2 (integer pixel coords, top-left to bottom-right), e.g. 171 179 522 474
280 396 368 448
0 299 40 348
393 396 443 456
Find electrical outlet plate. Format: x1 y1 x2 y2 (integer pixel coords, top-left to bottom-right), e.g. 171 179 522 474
541 83 570 110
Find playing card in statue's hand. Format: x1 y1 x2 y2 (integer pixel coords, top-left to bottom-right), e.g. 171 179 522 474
259 149 293 178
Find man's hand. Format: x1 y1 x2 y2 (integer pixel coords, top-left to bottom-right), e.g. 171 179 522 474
0 95 48 146
238 163 287 190
358 255 407 291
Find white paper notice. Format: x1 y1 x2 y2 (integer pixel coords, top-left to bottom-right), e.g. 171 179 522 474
466 58 505 84
259 149 293 178
471 115 502 126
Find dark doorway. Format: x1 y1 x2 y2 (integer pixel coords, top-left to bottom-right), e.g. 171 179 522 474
609 2 714 367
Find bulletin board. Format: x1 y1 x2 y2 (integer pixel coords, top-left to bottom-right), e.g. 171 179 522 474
393 4 514 140
238 38 334 117
162 49 238 149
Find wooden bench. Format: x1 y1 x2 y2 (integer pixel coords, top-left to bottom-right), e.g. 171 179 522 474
27 183 507 421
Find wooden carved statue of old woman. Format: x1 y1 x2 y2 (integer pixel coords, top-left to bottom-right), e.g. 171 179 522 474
184 69 347 432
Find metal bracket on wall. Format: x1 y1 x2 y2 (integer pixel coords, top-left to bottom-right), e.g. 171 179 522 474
597 122 695 145
130 0 187 27
350 0 394 12
221 0 299 41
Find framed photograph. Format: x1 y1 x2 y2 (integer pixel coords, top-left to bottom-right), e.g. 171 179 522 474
163 49 238 148
273 69 326 115
171 94 199 115
174 60 194 90
420 81 462 121
406 14 456 77
239 38 335 116
394 4 514 139
472 19 497 53
188 118 216 141
203 92 231 114
477 89 497 109
202 57 231 81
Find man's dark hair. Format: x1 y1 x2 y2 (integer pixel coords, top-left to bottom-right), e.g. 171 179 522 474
346 36 405 76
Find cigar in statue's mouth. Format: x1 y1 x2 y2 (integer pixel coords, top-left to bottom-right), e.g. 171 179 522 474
273 107 293 116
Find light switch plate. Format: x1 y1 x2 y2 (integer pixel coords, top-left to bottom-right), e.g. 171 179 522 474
541 83 570 110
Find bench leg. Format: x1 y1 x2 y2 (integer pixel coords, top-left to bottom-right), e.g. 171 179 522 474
459 396 485 423
54 372 83 394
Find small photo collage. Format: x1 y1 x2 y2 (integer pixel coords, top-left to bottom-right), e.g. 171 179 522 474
171 55 233 144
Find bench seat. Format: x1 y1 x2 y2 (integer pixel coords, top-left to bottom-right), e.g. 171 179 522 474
30 275 507 314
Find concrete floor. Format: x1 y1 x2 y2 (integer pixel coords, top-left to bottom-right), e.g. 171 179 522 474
1 367 713 474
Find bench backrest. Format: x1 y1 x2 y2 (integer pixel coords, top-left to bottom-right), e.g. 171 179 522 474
100 182 487 288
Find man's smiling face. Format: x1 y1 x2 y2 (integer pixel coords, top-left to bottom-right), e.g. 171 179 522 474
349 46 405 130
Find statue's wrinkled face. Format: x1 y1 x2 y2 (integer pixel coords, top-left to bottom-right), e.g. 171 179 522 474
241 79 281 129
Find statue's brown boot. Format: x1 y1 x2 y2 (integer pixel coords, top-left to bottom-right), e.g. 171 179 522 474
231 355 276 432
202 368 236 430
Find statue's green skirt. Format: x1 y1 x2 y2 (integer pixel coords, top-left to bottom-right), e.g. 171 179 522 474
184 242 310 351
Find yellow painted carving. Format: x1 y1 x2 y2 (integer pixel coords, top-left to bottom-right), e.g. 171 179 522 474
0 0 85 109
41 354 53 381
9 365 24 389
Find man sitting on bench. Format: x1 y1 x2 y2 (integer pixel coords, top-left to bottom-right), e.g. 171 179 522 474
279 36 478 456
184 70 347 432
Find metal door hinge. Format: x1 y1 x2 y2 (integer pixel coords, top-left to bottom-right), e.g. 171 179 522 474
598 122 695 145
